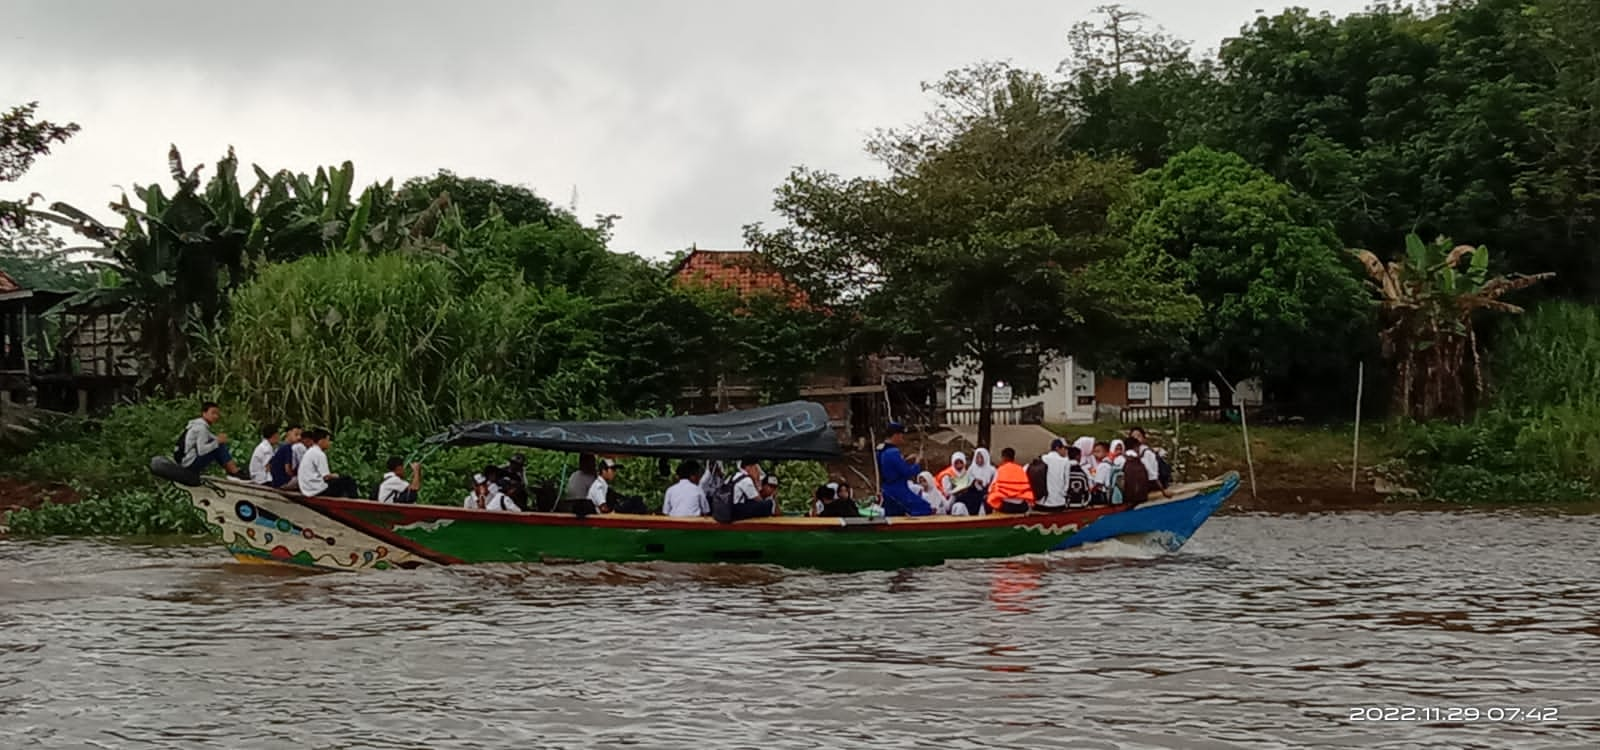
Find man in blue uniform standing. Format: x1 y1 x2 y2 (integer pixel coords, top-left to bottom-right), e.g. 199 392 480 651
877 422 933 516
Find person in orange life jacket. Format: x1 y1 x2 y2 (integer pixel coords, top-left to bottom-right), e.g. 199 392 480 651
876 422 932 516
986 447 1034 514
937 451 984 516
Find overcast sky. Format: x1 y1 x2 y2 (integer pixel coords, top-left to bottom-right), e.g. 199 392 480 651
5 0 1371 258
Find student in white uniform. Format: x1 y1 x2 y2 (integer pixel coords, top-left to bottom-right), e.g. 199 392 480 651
297 429 358 498
377 457 423 503
662 460 709 517
248 425 279 484
1038 438 1072 510
583 459 619 515
463 472 521 511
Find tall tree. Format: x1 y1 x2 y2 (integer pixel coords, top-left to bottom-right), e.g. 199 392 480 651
1210 0 1600 296
1119 147 1372 409
749 63 1197 446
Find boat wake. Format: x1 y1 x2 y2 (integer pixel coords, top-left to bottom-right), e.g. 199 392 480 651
1052 532 1182 560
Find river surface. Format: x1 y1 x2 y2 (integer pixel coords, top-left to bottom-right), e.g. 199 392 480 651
2 509 1598 749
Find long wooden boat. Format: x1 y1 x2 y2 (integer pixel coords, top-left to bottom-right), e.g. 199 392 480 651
152 402 1239 572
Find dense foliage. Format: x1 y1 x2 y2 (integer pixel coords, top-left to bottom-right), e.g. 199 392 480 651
1119 147 1372 407
8 0 1600 530
748 63 1200 446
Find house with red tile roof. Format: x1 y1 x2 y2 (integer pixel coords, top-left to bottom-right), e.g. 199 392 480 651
667 248 810 309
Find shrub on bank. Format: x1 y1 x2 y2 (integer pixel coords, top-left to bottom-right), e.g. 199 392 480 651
4 486 209 536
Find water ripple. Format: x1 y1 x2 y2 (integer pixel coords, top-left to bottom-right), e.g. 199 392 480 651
1 510 1597 748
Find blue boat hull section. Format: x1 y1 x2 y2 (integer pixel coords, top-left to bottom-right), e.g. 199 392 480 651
1053 472 1238 552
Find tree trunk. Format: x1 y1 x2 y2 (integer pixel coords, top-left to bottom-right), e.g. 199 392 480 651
977 366 994 449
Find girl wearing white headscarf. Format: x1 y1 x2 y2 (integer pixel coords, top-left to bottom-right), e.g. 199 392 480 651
937 451 970 496
1074 436 1097 474
968 447 997 491
1110 439 1127 468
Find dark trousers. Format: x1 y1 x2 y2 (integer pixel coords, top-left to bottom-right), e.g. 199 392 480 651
731 499 776 520
188 445 234 474
324 477 361 499
951 487 985 516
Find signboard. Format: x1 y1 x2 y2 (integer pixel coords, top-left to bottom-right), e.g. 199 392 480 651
1127 382 1151 400
1072 366 1094 395
1167 381 1193 403
992 383 1014 406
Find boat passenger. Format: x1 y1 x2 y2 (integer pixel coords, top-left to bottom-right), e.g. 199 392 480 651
985 447 1034 514
498 453 529 508
916 471 950 514
580 458 619 516
877 422 932 516
292 429 311 467
935 451 967 496
248 425 279 485
565 454 599 504
377 457 422 503
1109 439 1126 468
1090 441 1115 504
1074 436 1097 475
967 447 997 491
747 473 781 519
936 452 983 516
179 402 244 478
267 424 303 489
810 484 829 516
1121 437 1170 505
464 472 521 511
722 458 776 520
817 483 861 517
1064 446 1092 507
1038 438 1073 510
663 460 709 517
298 429 360 498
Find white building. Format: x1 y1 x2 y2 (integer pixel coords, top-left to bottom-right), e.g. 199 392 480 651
941 356 1262 425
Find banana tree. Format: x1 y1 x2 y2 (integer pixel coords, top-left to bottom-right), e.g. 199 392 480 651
1353 234 1552 419
43 146 252 391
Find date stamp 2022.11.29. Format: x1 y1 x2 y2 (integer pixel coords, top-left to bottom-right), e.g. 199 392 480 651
1347 706 1560 723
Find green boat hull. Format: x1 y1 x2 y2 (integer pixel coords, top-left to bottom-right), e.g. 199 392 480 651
175 474 1235 572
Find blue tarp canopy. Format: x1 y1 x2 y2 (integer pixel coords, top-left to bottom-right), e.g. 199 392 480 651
424 401 841 461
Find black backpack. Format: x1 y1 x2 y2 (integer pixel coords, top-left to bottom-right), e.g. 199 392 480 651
1026 458 1049 501
1066 464 1091 507
711 473 755 524
1123 450 1153 507
1156 452 1173 487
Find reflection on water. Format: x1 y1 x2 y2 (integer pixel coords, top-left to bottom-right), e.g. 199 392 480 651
2 510 1598 749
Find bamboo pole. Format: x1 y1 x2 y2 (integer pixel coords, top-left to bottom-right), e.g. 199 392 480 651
1352 361 1364 492
1173 409 1182 483
1216 370 1257 500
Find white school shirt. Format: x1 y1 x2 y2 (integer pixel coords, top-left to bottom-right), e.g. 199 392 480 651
293 442 308 465
248 439 275 484
377 472 410 503
663 479 708 517
1138 449 1161 484
298 445 331 496
587 475 610 509
486 491 520 512
1093 460 1115 488
1040 451 1071 508
732 473 761 504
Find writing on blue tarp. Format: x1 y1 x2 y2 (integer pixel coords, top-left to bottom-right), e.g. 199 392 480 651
481 408 821 448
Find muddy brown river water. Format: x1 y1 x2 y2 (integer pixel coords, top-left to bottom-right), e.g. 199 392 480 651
2 509 1598 749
